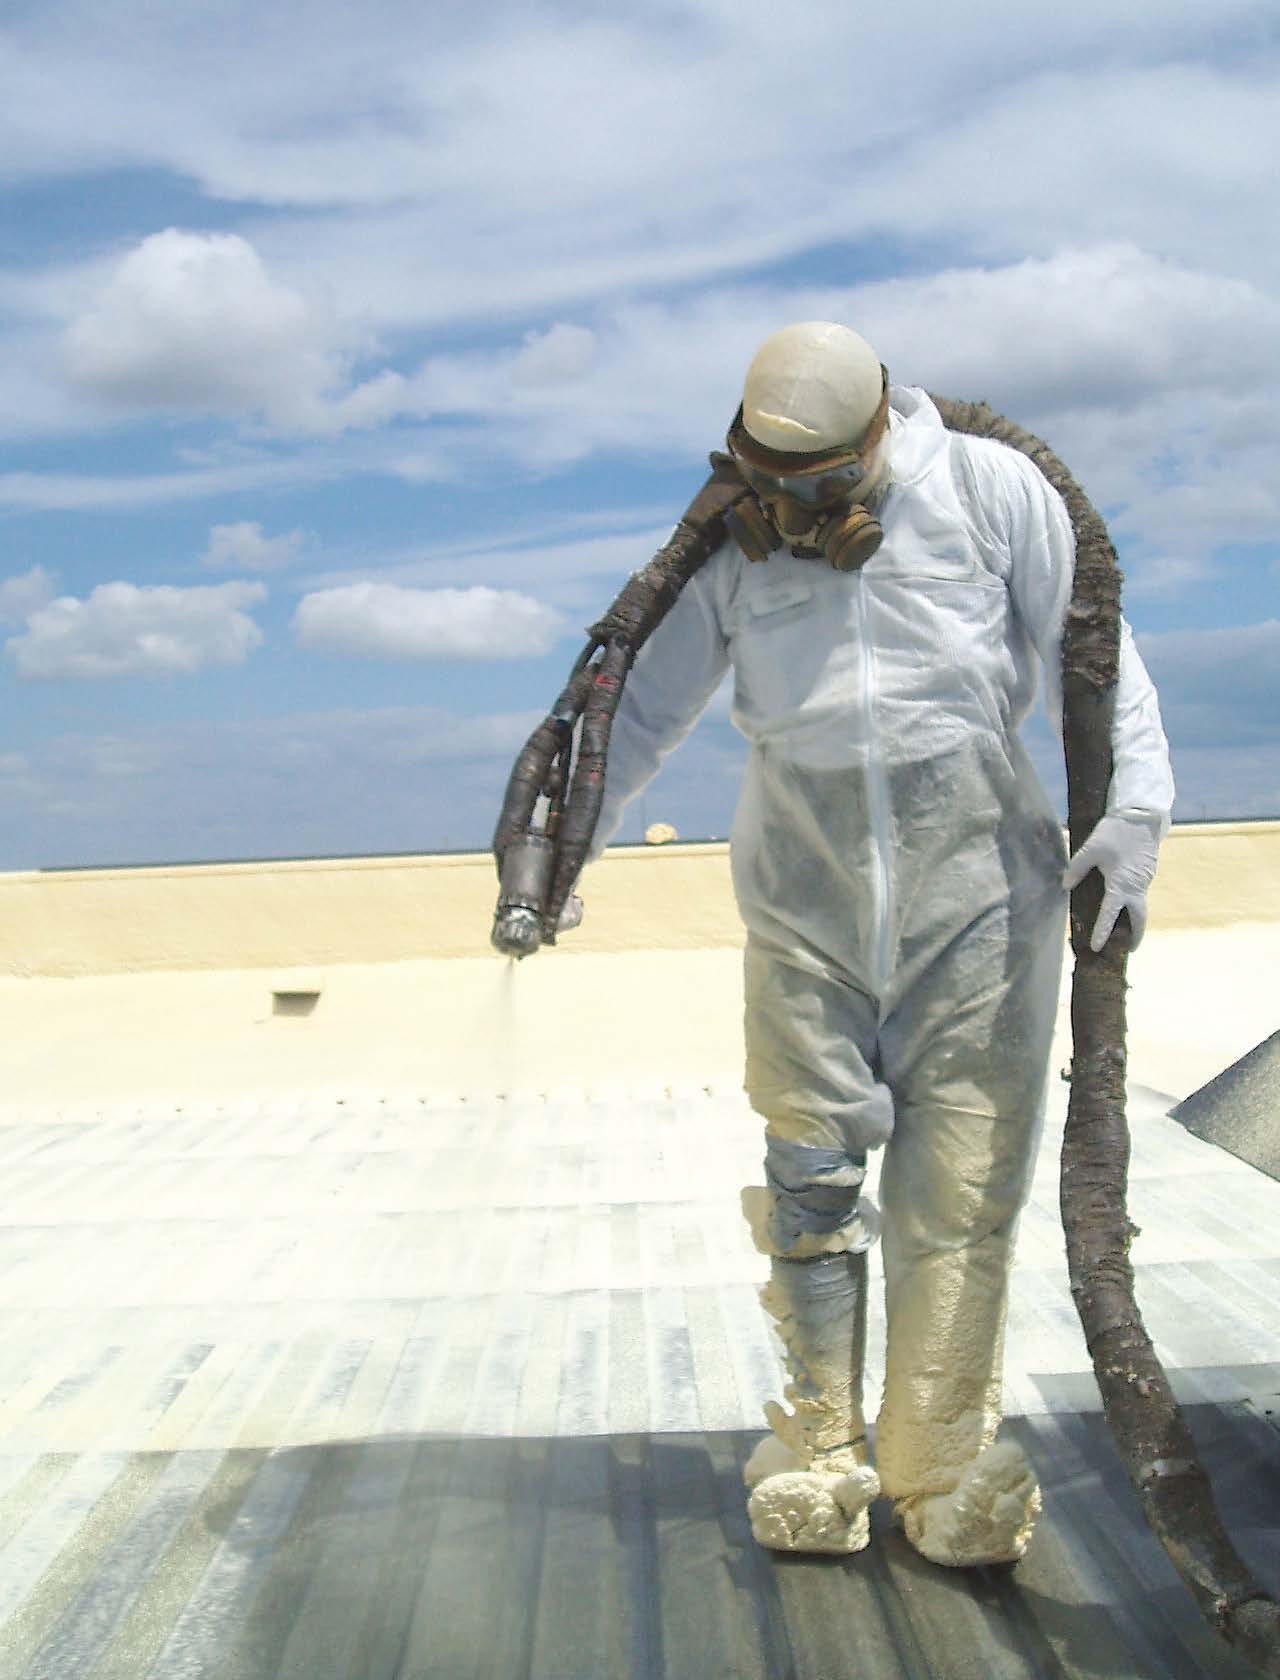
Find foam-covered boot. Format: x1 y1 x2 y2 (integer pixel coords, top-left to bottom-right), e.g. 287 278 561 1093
742 1248 880 1554
747 1456 881 1553
896 1439 1040 1566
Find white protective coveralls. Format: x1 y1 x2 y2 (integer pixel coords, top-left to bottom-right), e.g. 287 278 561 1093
591 381 1174 1561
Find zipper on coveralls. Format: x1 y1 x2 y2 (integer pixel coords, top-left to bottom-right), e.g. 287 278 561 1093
857 568 893 1003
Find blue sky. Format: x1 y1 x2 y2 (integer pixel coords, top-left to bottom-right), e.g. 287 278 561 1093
1 1 1277 868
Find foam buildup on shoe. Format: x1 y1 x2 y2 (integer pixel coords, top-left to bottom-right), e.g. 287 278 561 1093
897 1440 1040 1566
747 1464 881 1554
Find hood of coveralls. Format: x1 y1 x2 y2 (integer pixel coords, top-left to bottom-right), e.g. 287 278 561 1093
882 386 952 490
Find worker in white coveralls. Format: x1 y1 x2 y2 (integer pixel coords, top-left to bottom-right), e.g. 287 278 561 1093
587 322 1175 1564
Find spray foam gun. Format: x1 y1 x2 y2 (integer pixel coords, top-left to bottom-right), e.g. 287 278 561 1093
490 453 760 957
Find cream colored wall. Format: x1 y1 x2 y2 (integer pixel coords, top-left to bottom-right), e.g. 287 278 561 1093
1144 821 1280 929
0 822 1276 979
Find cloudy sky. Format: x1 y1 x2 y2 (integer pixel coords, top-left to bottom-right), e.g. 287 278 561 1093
1 1 1277 869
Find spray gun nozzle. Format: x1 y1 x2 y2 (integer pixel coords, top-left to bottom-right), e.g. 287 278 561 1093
490 831 557 959
491 905 544 958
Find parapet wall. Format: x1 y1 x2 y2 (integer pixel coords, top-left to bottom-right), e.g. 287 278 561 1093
1 821 1276 978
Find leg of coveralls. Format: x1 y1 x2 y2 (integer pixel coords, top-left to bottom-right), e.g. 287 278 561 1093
738 939 888 1553
874 880 1066 1566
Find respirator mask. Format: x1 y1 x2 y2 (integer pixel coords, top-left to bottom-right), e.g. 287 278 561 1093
724 365 891 573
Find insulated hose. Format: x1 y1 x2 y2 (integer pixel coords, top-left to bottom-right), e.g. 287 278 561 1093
932 398 1280 1673
490 452 756 950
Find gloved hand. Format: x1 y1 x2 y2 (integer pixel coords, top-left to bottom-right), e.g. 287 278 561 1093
1062 811 1162 952
557 893 584 934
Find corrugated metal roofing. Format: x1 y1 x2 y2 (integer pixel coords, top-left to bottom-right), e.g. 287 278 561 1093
1 1080 1278 1678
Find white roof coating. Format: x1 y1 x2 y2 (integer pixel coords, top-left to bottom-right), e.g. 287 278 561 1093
0 920 1277 1676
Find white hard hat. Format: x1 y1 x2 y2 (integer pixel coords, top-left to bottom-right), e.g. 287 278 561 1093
742 322 884 454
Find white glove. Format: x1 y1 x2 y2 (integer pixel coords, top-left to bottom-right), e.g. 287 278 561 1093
1062 811 1162 952
556 893 584 934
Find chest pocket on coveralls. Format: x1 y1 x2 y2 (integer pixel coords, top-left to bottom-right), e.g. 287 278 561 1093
729 574 854 729
744 579 815 625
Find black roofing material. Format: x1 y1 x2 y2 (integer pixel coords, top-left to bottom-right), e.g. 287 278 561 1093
1172 1032 1280 1184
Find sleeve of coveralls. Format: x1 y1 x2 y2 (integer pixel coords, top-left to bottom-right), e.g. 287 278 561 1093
586 559 731 858
1000 450 1175 834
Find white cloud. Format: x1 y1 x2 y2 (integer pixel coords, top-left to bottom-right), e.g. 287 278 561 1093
1122 555 1216 601
16 228 1280 577
61 229 406 434
0 565 57 626
0 19 1275 594
8 14 1276 352
861 59 1280 282
289 247 1271 591
317 242 1274 499
0 328 108 441
13 236 1277 598
171 39 1280 337
2 4 1266 203
5 579 267 680
289 511 687 646
848 245 1280 416
0 456 333 511
510 323 597 388
292 582 563 661
302 520 670 602
202 521 304 571
1 2 1276 868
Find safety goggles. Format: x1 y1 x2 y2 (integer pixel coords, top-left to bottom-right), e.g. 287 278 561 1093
725 365 890 506
732 454 874 507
